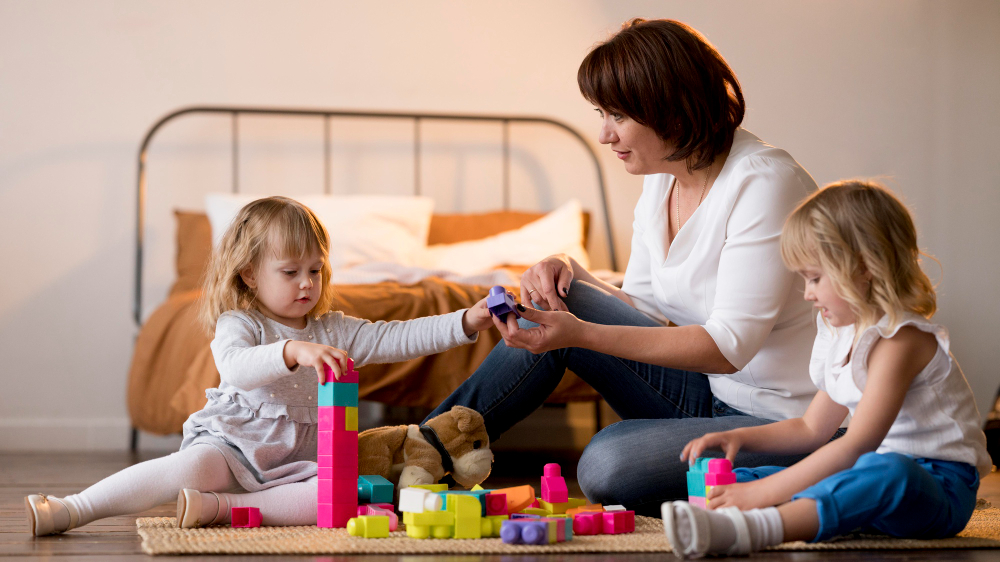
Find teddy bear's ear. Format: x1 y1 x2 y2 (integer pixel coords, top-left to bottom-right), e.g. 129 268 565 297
451 405 482 433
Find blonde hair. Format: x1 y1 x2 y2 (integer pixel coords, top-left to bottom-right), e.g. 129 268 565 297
199 196 335 333
781 180 936 334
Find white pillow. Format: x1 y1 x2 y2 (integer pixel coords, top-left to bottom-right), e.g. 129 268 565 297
204 193 434 269
422 199 591 276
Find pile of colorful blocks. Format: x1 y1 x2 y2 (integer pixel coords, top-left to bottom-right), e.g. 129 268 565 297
686 457 736 508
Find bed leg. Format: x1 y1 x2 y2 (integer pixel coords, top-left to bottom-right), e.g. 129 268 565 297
129 427 139 452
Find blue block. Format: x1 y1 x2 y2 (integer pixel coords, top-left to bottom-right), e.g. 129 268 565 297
358 475 394 504
687 457 711 497
318 382 358 407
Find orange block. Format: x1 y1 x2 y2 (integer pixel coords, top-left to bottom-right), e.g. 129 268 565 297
566 504 604 517
491 485 536 514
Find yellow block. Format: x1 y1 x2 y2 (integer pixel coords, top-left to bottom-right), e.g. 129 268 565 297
403 510 453 539
519 507 549 516
412 483 448 493
481 514 508 537
447 494 483 539
346 515 389 538
471 484 485 491
539 497 586 514
345 407 358 431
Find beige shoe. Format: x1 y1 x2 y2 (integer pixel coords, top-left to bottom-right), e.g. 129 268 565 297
176 489 226 528
25 494 77 537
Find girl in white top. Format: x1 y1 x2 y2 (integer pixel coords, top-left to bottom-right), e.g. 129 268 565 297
663 181 992 558
24 196 495 536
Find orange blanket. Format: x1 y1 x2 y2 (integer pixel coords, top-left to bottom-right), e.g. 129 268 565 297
127 279 598 435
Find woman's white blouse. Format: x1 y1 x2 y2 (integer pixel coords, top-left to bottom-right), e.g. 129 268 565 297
621 129 818 421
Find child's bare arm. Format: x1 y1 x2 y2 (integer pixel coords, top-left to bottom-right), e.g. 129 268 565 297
707 326 936 510
681 391 848 464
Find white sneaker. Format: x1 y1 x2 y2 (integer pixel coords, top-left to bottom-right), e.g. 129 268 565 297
25 494 77 537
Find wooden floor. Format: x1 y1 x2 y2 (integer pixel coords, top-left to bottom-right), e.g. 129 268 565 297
1 451 998 561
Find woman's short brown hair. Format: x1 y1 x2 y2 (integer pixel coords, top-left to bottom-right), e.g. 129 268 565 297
578 18 745 171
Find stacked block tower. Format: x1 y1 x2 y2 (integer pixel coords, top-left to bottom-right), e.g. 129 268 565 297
687 457 736 508
317 358 360 528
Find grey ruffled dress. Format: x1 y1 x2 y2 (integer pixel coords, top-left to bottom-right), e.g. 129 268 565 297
180 308 475 492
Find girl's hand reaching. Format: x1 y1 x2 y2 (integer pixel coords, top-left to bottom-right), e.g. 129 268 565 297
462 296 496 336
283 340 350 384
706 480 778 511
680 430 744 465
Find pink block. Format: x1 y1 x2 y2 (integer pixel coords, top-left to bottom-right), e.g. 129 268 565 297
324 363 359 384
542 517 566 541
317 442 357 468
687 496 707 509
602 510 635 534
317 503 358 528
318 407 335 431
485 493 508 516
368 502 394 511
319 477 358 503
572 512 604 535
231 507 262 528
332 406 353 431
358 504 398 531
541 463 568 503
705 458 736 486
317 503 333 527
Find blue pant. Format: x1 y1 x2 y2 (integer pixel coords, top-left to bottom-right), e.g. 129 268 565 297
426 280 814 516
736 452 980 541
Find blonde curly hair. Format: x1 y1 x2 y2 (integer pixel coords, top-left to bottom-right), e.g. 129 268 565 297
781 180 936 334
199 196 335 333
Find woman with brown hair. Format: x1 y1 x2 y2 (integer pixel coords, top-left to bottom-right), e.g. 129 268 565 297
427 18 825 514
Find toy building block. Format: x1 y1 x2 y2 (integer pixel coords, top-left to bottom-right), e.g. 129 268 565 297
541 463 568 503
411 483 448 493
511 513 542 519
358 475 394 504
357 504 398 531
471 484 485 491
446 493 483 538
403 509 454 539
603 504 627 512
323 359 359 384
602 510 635 534
501 519 549 545
485 493 508 515
541 517 572 542
231 507 262 528
704 458 736 504
317 365 360 528
347 515 390 538
486 285 521 321
686 457 711 508
519 507 550 516
482 514 509 537
437 489 489 516
565 504 603 517
539 497 586 515
572 511 604 535
492 484 535 513
399 487 444 513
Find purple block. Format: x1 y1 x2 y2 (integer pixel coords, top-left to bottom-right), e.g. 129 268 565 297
486 285 521 321
501 520 549 545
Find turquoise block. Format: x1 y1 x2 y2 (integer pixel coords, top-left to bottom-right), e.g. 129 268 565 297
318 382 358 407
358 475 394 504
687 457 711 497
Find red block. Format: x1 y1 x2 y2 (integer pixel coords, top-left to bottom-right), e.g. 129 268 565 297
602 510 635 534
485 493 508 516
324 362 359 384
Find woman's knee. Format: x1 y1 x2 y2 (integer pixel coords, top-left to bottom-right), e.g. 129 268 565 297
577 433 633 503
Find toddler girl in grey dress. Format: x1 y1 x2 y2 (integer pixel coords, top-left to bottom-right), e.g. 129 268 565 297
26 196 496 535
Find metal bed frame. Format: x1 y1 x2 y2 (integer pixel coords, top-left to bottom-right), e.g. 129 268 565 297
132 106 617 450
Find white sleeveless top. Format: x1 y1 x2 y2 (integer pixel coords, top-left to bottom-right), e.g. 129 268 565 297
809 312 992 477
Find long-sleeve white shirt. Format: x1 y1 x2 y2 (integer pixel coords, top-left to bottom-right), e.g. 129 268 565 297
621 129 818 421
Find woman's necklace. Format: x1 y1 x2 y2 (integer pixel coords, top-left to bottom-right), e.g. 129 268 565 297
675 162 713 235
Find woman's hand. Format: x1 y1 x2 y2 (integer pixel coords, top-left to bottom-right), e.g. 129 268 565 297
283 341 350 384
520 254 575 312
491 305 585 354
462 296 496 336
681 430 744 465
706 480 779 511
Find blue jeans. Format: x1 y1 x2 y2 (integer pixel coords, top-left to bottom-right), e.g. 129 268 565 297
426 280 815 515
738 453 980 541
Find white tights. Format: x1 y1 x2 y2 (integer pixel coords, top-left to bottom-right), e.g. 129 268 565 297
61 445 318 528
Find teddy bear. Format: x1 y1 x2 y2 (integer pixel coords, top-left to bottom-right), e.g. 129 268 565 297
358 405 493 490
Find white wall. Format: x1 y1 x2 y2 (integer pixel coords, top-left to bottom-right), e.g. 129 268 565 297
1 0 998 450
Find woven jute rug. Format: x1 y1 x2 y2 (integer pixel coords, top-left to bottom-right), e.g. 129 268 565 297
137 506 1000 556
